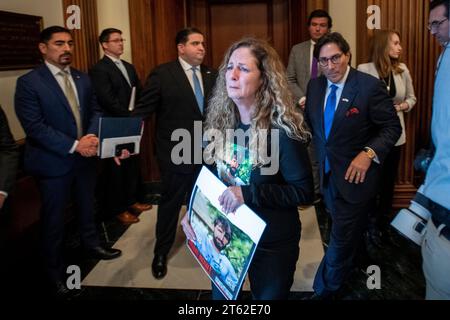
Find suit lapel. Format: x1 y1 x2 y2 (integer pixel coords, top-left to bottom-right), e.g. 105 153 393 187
123 61 137 87
314 77 327 141
328 68 358 138
201 65 214 112
38 65 74 116
303 43 311 79
71 68 84 121
169 61 203 116
104 56 132 87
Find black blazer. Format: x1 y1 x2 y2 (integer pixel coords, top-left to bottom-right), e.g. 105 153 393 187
89 56 142 117
240 129 314 246
305 68 401 203
134 60 217 173
0 105 19 194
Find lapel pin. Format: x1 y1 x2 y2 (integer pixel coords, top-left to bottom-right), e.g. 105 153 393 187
342 98 349 102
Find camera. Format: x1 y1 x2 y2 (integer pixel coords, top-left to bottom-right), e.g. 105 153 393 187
391 189 431 246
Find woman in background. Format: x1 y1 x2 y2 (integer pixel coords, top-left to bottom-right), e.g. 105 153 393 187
358 29 417 250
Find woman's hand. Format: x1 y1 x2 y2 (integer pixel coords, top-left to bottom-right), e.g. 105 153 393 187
180 213 196 241
394 101 409 112
218 186 244 214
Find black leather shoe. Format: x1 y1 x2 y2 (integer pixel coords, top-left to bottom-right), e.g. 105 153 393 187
86 246 122 260
152 254 167 279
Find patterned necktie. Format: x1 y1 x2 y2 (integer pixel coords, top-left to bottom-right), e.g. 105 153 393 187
311 56 319 79
192 66 204 114
60 70 82 138
115 60 131 87
324 84 338 174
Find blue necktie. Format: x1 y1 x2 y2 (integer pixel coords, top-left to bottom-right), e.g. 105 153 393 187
324 84 338 174
192 67 204 114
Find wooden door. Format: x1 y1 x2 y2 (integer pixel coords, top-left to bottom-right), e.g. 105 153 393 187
188 0 319 69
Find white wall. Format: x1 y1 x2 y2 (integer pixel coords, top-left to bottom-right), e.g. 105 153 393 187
96 0 132 62
0 0 64 139
329 0 357 67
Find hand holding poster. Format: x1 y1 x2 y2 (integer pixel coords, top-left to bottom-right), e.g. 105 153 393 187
186 167 266 300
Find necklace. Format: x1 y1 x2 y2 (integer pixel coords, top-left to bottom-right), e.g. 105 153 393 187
382 73 392 92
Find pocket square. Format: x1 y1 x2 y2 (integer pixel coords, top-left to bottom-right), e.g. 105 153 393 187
346 107 360 117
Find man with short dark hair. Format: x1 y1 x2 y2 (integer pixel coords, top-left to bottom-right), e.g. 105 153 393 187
420 0 450 300
15 26 121 297
193 216 238 289
287 9 333 199
134 27 217 279
90 28 151 225
287 9 333 105
305 32 401 299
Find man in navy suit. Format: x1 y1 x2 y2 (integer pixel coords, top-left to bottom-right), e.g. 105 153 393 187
134 27 217 279
305 32 401 299
14 26 121 296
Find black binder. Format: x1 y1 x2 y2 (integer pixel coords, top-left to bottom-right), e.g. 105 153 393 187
98 117 143 158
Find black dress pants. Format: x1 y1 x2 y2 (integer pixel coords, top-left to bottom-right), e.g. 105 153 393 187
154 168 200 256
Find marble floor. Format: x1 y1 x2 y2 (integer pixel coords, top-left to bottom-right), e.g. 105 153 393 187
2 198 426 300
82 205 323 293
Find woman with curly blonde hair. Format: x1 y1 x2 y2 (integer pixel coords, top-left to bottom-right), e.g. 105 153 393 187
182 37 314 300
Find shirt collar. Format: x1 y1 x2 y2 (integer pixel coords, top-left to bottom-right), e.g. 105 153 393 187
327 66 351 89
105 54 122 64
45 61 71 77
179 56 199 71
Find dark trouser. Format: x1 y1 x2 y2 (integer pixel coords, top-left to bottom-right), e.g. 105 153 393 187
154 168 199 256
37 164 99 282
313 173 372 296
308 141 321 196
212 236 300 300
368 146 401 231
100 156 141 217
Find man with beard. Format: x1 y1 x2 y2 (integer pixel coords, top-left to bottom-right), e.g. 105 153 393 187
192 216 238 289
14 26 121 297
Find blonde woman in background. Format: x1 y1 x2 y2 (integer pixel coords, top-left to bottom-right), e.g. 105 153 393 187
358 29 417 251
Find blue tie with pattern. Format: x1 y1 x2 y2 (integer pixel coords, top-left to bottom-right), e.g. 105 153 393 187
192 66 204 114
324 84 338 174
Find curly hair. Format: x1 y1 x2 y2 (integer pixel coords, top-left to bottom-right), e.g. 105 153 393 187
204 37 310 166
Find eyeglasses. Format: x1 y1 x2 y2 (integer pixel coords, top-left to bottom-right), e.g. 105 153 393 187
427 18 448 31
107 39 126 43
318 53 344 67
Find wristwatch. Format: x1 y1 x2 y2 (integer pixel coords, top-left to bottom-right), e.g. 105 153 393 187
364 147 376 160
